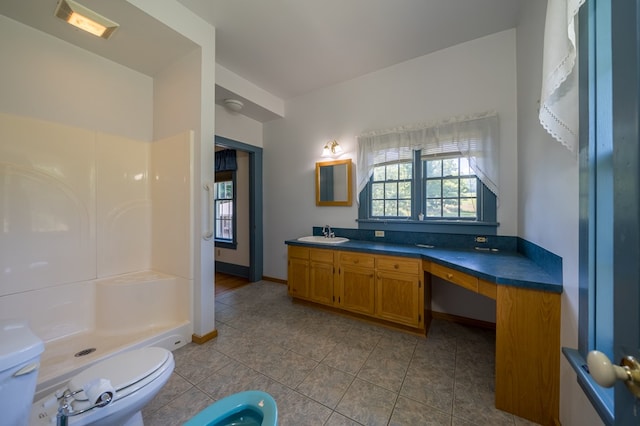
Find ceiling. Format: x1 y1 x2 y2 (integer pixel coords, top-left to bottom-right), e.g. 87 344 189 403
178 0 523 100
1 0 522 119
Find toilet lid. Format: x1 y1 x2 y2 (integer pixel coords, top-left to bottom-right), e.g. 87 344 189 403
68 347 169 401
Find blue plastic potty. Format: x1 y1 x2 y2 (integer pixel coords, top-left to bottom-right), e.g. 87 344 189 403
184 390 277 426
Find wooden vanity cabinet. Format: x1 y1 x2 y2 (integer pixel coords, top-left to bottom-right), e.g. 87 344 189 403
375 255 424 328
337 252 376 315
309 248 335 305
287 246 310 299
287 247 425 331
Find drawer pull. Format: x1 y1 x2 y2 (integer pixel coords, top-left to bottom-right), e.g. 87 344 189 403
447 273 454 279
354 259 359 264
394 264 399 269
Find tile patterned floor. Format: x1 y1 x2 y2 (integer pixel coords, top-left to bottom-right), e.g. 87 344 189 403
142 280 539 425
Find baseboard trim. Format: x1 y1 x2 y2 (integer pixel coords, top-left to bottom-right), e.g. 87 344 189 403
262 276 287 284
191 329 218 344
432 311 496 330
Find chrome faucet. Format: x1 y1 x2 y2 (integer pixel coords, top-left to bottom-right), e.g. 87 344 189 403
322 225 334 238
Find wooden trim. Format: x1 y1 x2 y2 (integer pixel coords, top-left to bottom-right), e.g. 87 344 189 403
478 279 498 299
431 310 496 330
495 286 560 425
191 329 218 344
262 275 287 284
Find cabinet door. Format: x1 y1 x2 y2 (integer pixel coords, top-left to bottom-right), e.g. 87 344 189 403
339 265 375 315
310 260 334 305
288 257 309 299
376 270 422 327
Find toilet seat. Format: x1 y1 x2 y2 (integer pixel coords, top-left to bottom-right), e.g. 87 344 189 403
68 347 170 403
30 347 174 426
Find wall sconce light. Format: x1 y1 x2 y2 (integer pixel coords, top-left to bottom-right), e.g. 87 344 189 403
321 140 343 157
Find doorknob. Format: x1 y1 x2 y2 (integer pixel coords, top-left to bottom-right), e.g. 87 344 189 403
587 350 640 398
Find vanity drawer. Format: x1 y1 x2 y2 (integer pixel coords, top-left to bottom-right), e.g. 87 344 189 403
478 279 497 299
376 256 421 275
289 246 309 260
310 248 334 263
431 263 478 292
339 252 375 268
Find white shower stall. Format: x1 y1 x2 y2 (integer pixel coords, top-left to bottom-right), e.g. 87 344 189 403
0 113 194 399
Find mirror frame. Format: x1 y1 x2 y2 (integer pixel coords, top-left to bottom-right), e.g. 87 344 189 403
315 159 353 206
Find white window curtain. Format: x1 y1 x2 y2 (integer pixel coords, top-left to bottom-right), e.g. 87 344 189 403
356 112 500 199
539 0 585 153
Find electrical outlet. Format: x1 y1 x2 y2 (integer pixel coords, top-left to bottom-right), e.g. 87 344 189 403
475 236 487 243
375 230 385 237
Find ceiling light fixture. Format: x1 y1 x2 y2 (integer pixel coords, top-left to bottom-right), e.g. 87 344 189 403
55 0 119 39
223 99 244 112
321 140 344 157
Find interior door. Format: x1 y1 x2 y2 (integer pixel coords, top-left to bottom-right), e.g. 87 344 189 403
581 0 640 423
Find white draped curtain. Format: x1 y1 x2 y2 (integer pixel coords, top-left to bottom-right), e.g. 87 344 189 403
356 112 499 199
539 0 585 153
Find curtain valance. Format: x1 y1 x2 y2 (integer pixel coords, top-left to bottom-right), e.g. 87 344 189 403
215 149 237 172
356 112 500 198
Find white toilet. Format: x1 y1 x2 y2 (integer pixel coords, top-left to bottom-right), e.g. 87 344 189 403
0 319 45 426
0 319 174 426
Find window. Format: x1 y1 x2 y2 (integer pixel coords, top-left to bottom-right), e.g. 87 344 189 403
214 171 236 246
371 161 412 217
424 156 477 218
364 152 491 224
356 112 499 232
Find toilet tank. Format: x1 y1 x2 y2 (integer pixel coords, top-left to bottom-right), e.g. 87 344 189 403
0 319 45 426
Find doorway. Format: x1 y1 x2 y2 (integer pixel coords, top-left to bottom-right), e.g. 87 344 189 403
214 135 263 282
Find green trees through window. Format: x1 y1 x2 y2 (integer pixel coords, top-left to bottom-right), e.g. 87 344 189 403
369 154 478 220
424 157 477 218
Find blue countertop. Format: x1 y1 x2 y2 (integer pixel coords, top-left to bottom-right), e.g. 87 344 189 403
285 239 562 293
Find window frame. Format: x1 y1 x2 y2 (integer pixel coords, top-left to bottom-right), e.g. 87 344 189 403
358 150 498 234
214 170 237 249
422 155 480 220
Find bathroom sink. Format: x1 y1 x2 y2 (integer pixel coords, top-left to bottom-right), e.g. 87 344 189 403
297 236 349 244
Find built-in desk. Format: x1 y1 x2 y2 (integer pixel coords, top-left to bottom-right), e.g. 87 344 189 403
286 239 561 426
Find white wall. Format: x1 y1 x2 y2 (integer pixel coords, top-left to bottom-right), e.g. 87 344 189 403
0 15 153 141
215 104 264 148
516 2 600 425
263 29 518 281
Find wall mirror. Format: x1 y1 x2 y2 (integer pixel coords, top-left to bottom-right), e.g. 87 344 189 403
316 159 352 206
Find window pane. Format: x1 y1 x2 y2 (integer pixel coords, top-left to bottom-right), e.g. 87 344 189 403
398 181 412 198
426 180 441 198
443 158 459 176
215 200 233 240
443 199 459 217
385 200 398 216
398 200 411 216
442 178 459 198
384 182 398 199
399 163 412 180
372 200 384 216
372 182 385 199
426 199 441 217
426 159 442 178
386 164 399 180
373 166 386 181
460 178 477 197
460 198 477 217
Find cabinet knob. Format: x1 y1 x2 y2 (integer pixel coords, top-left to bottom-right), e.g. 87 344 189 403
394 264 399 269
446 273 454 279
354 259 359 264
